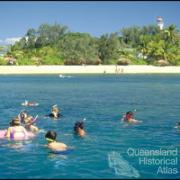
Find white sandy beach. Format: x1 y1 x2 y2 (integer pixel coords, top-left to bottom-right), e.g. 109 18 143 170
0 65 180 74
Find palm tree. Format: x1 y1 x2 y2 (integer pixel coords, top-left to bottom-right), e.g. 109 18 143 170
164 24 179 43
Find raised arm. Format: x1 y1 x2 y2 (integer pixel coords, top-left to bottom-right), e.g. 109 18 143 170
5 127 11 138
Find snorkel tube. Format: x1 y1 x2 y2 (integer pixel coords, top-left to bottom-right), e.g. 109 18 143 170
29 115 39 125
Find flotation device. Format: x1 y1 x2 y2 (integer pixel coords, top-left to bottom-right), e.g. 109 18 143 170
0 129 35 140
0 129 7 139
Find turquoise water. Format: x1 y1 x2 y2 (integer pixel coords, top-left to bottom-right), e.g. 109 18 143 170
0 74 179 179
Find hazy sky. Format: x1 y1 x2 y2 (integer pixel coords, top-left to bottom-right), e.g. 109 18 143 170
0 1 179 44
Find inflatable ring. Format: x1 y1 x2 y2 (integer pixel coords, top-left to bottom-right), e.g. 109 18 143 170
0 129 35 140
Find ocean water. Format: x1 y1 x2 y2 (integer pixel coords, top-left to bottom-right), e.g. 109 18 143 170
0 74 179 179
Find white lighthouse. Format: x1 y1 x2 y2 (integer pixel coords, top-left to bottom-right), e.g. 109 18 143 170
157 16 164 30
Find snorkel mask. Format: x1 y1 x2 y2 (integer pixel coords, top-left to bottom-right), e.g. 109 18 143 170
46 138 55 142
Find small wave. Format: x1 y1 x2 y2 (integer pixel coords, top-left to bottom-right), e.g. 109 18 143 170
54 158 68 169
108 151 140 178
48 154 68 169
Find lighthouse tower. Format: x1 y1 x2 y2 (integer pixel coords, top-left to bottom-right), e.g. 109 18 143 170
157 16 164 30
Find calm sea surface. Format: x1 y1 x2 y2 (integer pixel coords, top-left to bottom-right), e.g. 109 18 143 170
0 74 180 179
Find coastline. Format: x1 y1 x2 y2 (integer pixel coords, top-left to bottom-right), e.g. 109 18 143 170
0 65 180 74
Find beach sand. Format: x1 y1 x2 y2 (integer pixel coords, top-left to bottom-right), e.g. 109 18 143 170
0 65 180 74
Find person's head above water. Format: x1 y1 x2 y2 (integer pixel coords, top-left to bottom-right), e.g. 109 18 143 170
51 104 60 112
45 130 68 151
74 121 84 132
10 117 21 126
52 105 58 109
125 111 134 119
126 111 133 115
20 111 28 118
45 130 57 142
74 121 86 137
24 116 34 124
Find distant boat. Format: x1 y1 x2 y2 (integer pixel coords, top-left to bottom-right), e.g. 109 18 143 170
59 74 72 78
59 74 65 78
21 100 39 107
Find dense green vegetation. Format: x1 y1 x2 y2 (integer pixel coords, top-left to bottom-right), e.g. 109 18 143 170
1 23 180 65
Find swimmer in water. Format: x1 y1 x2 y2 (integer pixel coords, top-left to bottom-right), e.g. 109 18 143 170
174 122 180 129
23 116 39 133
24 100 28 106
18 111 39 133
5 118 29 140
18 111 28 124
47 105 61 119
74 121 86 137
45 130 67 151
121 111 142 124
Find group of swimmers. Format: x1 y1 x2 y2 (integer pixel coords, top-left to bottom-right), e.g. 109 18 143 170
4 111 38 140
3 106 139 152
2 103 86 152
44 121 86 152
44 105 86 151
2 103 179 152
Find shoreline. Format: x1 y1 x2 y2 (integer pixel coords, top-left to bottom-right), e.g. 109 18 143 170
0 65 180 74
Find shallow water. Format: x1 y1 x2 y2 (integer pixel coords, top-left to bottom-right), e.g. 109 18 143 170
0 74 180 179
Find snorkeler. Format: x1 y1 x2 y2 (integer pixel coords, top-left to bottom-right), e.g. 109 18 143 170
45 130 67 151
18 110 39 133
174 122 180 129
18 111 28 124
5 118 29 140
21 100 39 107
23 115 39 133
46 105 62 119
121 111 142 124
24 100 28 106
74 121 86 137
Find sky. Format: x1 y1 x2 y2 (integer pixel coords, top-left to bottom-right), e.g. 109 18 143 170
0 1 179 45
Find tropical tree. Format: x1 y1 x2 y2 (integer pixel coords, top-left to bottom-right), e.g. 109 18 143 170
26 28 36 48
98 33 121 64
36 23 69 47
8 22 180 66
58 32 99 65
